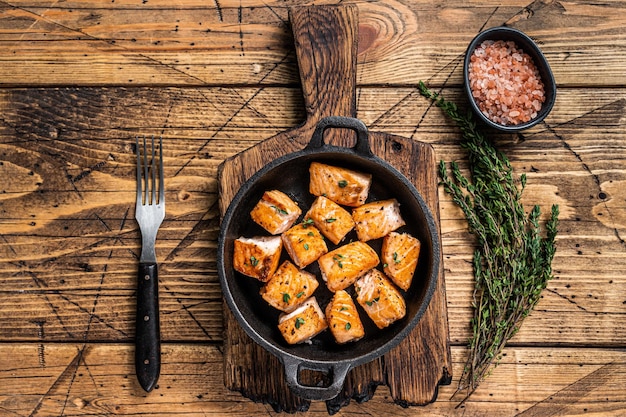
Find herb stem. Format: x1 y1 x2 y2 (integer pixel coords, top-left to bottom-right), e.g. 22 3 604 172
418 81 559 405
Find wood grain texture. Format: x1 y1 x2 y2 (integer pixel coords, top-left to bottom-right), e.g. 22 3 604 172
0 0 625 414
1 343 625 416
1 86 623 345
1 1 625 87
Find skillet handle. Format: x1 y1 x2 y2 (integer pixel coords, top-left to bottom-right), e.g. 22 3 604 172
308 116 373 157
282 356 351 401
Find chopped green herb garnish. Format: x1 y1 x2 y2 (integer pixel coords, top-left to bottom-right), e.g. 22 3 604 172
325 218 337 223
294 317 305 329
333 254 345 268
282 293 291 303
302 218 314 227
303 243 309 250
365 297 380 307
271 205 288 215
393 252 401 264
338 180 348 188
250 256 259 267
296 291 305 298
345 322 351 330
340 306 348 311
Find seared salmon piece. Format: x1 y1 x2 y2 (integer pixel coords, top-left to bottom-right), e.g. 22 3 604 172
352 199 406 242
304 196 355 245
233 236 282 282
250 190 302 235
325 290 365 344
278 297 328 344
382 232 421 291
260 260 319 312
282 222 328 268
318 241 379 292
309 162 372 207
355 269 406 329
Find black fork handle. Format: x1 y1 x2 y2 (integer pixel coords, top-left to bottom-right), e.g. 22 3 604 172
135 262 161 392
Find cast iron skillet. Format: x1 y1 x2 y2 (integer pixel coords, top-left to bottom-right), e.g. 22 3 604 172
217 116 440 401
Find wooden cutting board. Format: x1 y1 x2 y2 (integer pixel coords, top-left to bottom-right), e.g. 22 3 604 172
217 5 451 413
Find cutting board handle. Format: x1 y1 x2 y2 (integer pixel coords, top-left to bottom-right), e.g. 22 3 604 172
289 4 358 123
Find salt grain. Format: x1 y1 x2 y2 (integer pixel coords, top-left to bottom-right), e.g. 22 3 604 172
469 40 545 126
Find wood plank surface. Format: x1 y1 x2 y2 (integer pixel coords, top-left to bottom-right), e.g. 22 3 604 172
1 87 623 345
0 0 625 415
1 343 625 416
0 1 625 87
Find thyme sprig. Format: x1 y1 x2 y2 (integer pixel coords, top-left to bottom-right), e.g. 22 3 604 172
418 81 559 405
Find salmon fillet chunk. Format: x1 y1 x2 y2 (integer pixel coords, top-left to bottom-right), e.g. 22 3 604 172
260 260 319 312
250 190 302 235
278 297 328 344
381 232 421 291
318 241 379 292
352 199 406 242
325 290 365 344
282 222 328 268
233 236 282 282
355 269 406 329
304 196 355 245
309 162 372 207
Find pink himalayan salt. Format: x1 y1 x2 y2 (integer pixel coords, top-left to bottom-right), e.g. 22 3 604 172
468 40 545 126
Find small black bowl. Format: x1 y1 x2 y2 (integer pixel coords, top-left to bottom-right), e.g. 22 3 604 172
463 26 556 132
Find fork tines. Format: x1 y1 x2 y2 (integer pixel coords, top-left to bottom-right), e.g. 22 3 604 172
136 135 164 207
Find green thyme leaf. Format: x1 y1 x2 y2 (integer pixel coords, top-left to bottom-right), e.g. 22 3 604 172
338 180 348 188
250 256 259 267
294 317 305 329
282 293 290 303
418 81 559 405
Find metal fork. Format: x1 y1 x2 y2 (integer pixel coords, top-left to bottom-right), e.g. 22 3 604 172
135 135 165 392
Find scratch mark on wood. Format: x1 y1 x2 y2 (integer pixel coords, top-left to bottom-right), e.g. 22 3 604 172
261 1 288 26
27 265 130 338
27 345 83 417
545 288 589 312
58 345 91 417
479 7 500 31
213 0 223 22
0 234 17 256
516 362 622 416
174 51 293 177
238 3 245 56
3 2 209 85
29 271 77 339
31 320 46 367
543 99 626 247
161 282 213 340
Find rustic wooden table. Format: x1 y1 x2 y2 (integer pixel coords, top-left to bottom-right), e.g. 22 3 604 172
1 0 625 416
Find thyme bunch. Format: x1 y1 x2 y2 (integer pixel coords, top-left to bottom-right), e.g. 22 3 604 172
418 82 559 404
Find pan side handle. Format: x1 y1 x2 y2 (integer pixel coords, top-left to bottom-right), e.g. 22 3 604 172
307 116 373 157
282 356 352 401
